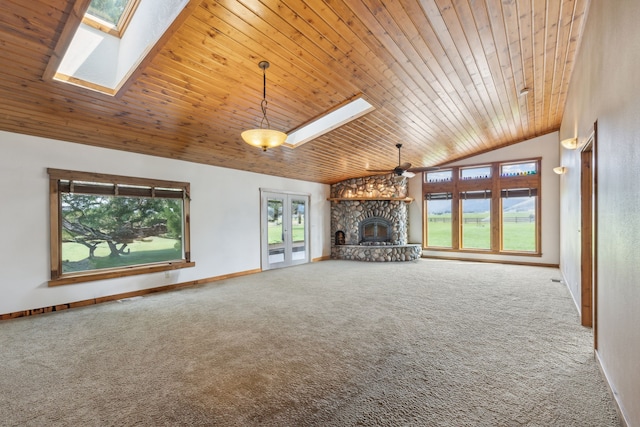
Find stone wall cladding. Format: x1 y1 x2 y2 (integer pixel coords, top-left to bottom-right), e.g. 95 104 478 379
330 175 407 199
330 174 421 262
331 244 422 262
331 200 407 245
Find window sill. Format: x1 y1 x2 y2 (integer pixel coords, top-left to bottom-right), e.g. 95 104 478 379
48 261 195 287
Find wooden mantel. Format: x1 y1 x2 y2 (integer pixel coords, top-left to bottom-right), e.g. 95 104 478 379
327 197 414 203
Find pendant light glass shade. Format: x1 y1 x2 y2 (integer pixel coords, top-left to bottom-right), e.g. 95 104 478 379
241 128 288 151
241 61 287 151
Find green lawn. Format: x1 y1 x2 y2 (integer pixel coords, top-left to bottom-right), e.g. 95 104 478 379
267 220 305 244
461 216 491 249
426 212 535 251
62 236 182 273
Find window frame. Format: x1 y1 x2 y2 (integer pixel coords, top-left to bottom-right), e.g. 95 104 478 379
82 0 141 38
423 158 542 256
424 192 453 248
499 189 539 253
48 168 194 286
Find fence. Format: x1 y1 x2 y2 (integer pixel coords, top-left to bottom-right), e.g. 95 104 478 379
428 216 535 224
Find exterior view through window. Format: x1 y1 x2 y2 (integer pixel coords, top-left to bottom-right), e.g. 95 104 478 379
84 0 141 36
266 199 306 258
48 169 192 285
461 193 491 250
502 195 537 251
423 159 540 255
61 193 183 273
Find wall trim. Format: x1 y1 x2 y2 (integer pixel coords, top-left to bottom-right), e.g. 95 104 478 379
312 255 331 262
0 268 261 321
595 349 630 427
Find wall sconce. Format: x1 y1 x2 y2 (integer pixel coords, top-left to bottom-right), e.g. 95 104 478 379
561 137 579 150
553 166 567 175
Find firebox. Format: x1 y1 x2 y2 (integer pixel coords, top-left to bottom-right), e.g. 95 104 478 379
359 217 392 244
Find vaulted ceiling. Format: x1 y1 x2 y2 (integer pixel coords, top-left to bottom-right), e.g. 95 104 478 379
0 0 589 184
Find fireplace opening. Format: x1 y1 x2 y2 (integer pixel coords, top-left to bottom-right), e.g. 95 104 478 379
360 217 392 245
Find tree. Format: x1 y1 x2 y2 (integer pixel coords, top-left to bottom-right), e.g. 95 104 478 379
87 0 128 25
62 194 179 258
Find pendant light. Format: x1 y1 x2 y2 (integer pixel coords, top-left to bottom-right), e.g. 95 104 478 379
241 61 287 151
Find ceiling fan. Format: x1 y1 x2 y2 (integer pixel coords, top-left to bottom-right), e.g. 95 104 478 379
367 143 438 179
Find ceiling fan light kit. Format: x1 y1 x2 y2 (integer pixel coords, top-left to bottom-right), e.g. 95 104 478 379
241 61 287 152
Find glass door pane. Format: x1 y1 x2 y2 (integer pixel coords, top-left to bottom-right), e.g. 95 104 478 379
267 197 285 265
291 198 307 262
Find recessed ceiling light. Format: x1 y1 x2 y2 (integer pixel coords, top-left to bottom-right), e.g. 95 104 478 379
284 96 375 148
519 87 530 96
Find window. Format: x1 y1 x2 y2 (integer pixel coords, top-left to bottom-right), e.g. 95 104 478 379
425 170 453 183
83 0 141 37
501 189 538 252
48 169 193 286
45 0 186 95
423 159 541 255
500 161 537 177
461 191 491 250
460 165 492 180
425 192 452 248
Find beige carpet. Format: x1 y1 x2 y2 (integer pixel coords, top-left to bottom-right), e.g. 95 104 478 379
0 259 619 426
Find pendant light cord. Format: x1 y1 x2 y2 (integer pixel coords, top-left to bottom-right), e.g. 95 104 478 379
260 63 271 129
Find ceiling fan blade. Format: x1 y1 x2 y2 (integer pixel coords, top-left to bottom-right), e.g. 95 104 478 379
407 166 440 172
399 162 412 170
402 170 416 178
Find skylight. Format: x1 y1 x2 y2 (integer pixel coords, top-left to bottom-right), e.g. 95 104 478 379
284 97 375 148
50 0 188 95
84 0 141 37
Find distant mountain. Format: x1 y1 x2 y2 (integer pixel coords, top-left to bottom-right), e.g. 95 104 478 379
428 197 535 214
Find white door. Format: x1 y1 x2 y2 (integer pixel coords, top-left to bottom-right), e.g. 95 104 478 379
261 190 310 270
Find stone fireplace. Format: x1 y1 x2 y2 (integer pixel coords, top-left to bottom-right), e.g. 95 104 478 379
330 175 421 262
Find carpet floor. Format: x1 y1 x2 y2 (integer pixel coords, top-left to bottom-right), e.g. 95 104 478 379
0 259 620 426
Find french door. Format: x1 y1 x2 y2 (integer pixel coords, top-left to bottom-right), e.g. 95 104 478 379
260 190 310 270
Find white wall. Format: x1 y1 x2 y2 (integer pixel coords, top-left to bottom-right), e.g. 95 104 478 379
560 0 640 424
0 130 330 315
409 131 560 265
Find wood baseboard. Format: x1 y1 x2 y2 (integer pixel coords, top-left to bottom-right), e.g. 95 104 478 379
312 255 331 262
0 268 261 321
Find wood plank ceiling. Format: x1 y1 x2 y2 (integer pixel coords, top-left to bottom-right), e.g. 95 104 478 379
0 0 590 184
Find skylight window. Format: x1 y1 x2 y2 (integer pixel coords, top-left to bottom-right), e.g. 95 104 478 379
284 97 375 148
47 0 188 95
83 0 141 37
